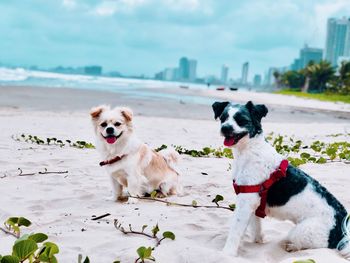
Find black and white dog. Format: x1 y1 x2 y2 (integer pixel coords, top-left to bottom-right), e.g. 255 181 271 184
212 100 350 259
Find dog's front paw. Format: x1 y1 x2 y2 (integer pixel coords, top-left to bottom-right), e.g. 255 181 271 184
284 241 298 252
222 245 238 257
104 194 118 202
126 197 139 204
254 234 264 244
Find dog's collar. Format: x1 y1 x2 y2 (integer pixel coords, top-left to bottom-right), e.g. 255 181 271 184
233 159 289 218
99 154 127 166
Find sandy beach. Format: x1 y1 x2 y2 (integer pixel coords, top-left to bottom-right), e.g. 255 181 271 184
0 85 350 263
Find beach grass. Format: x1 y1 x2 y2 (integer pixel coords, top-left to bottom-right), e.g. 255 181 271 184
275 90 350 104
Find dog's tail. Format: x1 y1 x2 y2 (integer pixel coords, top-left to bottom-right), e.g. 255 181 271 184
158 147 183 195
159 147 180 168
338 215 350 260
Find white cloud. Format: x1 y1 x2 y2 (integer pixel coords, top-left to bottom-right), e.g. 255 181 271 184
93 0 149 16
165 0 200 11
120 0 148 8
94 2 118 16
62 0 76 9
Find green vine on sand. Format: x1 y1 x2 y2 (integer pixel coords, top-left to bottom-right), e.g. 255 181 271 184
129 193 235 211
114 220 176 263
267 132 350 166
12 133 350 166
12 134 95 149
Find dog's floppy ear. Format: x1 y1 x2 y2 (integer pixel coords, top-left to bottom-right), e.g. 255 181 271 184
90 105 109 119
121 107 133 122
212 101 230 119
245 101 268 122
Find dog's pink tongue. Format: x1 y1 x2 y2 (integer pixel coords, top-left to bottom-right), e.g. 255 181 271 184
106 137 117 144
224 137 235 147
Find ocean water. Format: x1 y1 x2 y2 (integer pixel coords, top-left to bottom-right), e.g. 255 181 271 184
0 67 217 105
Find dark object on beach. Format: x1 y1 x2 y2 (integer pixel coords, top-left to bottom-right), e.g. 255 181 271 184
216 86 226 91
179 85 189 89
91 213 111 221
229 85 239 91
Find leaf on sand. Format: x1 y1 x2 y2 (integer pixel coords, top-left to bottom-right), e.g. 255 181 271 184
12 240 38 261
293 259 316 263
137 246 153 260
212 194 224 205
0 255 20 263
162 231 175 240
151 224 159 237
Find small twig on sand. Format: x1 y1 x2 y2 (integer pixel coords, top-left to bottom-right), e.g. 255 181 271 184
17 168 35 176
91 213 111 221
38 168 68 175
129 196 234 211
17 168 68 177
114 219 157 240
0 226 19 238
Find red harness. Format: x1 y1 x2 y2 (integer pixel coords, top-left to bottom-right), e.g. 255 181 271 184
233 159 289 218
99 155 126 166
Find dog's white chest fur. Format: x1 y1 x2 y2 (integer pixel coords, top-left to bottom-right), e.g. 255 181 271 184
232 134 283 185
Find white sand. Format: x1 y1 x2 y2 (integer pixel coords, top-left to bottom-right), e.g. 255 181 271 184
0 105 349 263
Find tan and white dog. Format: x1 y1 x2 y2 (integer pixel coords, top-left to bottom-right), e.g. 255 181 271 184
90 105 181 203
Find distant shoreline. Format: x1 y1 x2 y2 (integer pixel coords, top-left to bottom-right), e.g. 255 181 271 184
0 85 349 123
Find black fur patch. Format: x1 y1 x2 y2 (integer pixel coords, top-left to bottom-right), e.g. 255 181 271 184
212 101 230 120
308 175 348 248
267 165 308 206
267 165 348 248
244 101 268 137
219 108 230 123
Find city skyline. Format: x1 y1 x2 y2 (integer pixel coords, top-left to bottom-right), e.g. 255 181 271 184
2 0 350 80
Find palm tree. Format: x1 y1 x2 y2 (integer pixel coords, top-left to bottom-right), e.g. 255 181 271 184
302 61 335 93
280 70 304 90
312 60 335 92
301 61 315 93
339 61 350 81
337 60 350 94
273 71 281 89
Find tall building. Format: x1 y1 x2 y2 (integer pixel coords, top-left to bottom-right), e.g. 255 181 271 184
291 58 302 71
163 68 178 81
300 45 323 68
189 59 197 81
290 45 323 71
221 65 229 84
178 57 197 82
325 17 350 66
154 71 164 80
253 74 262 86
178 57 190 80
241 62 249 85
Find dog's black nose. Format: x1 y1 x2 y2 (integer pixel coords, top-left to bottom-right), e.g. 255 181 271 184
221 124 233 136
106 127 114 134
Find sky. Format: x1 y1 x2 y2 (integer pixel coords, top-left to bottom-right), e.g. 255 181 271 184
1 0 350 80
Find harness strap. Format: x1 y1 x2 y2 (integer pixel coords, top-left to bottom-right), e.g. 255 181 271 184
233 159 289 218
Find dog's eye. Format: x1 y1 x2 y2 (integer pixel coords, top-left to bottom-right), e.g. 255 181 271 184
100 122 107 128
114 122 121 127
235 117 249 126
